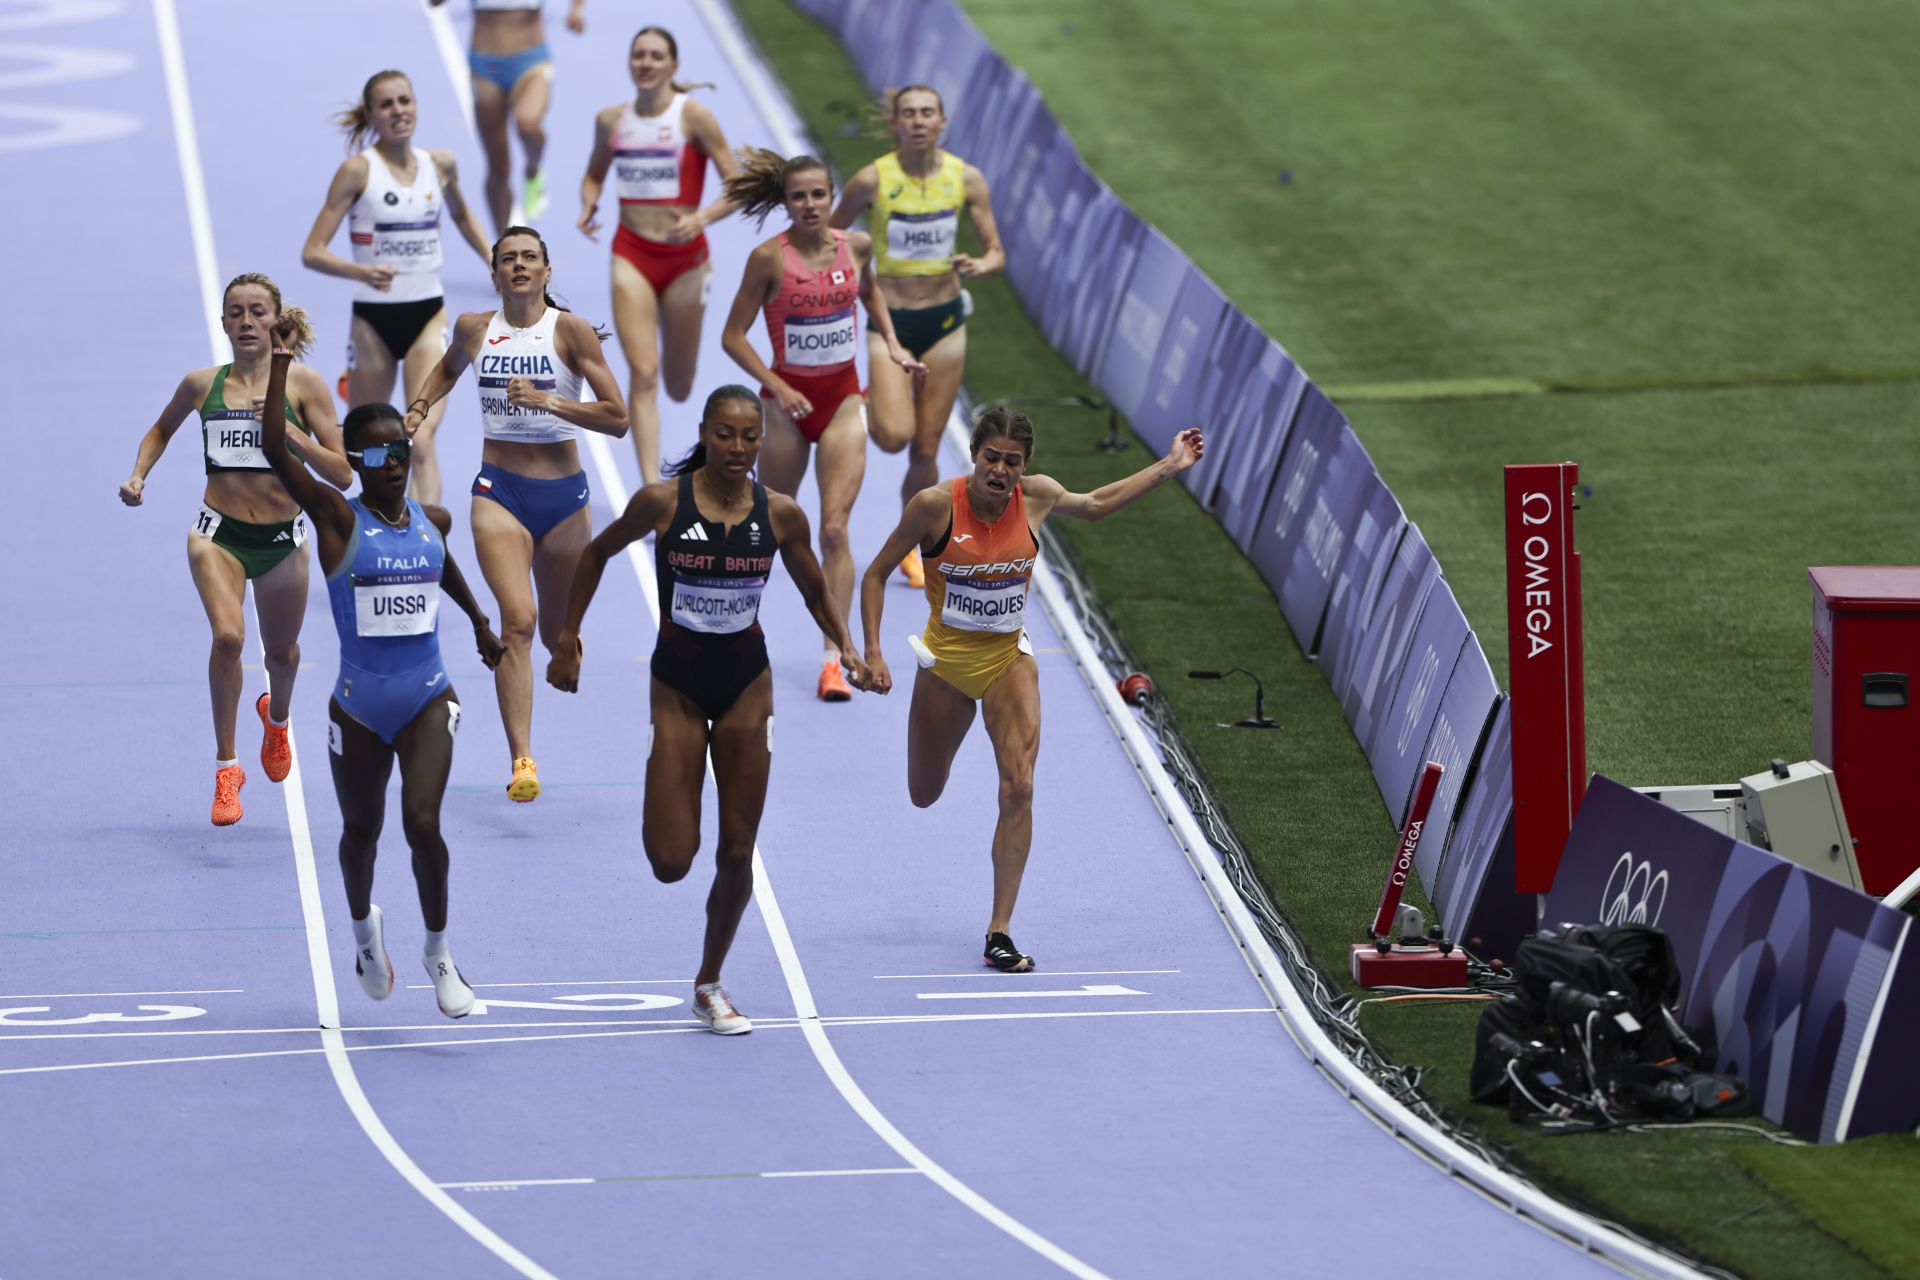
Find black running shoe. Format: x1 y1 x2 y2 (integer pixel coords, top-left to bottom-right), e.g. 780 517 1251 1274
983 931 1035 973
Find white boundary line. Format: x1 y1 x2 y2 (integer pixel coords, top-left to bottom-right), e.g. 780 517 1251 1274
440 1167 918 1190
1834 915 1908 1141
0 988 242 999
153 4 553 1275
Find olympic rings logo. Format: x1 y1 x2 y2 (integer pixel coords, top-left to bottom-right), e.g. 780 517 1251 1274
1599 850 1668 927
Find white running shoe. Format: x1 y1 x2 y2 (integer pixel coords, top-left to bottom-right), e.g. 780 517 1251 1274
423 951 475 1019
353 905 394 1001
692 983 753 1035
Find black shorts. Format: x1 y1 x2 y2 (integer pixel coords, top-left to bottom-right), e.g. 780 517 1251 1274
650 621 770 722
353 297 445 361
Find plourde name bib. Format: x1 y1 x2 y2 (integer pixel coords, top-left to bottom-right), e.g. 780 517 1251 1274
781 309 858 369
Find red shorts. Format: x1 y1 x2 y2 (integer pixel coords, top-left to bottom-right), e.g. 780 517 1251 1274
763 366 863 444
613 225 710 294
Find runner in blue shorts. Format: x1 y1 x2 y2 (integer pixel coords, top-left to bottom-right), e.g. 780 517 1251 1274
408 226 626 801
262 314 505 1019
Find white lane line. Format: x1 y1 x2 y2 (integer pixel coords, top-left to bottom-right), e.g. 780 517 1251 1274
403 978 693 989
0 988 243 999
874 969 1178 981
155 5 552 1276
915 985 1148 1001
440 1167 917 1190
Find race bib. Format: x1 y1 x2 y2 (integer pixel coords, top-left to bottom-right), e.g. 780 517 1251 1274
354 580 440 637
670 576 765 634
940 575 1029 633
886 209 958 263
371 218 441 266
205 409 268 470
615 149 680 201
782 309 858 369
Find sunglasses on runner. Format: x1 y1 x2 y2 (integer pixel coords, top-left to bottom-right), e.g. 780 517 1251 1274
350 441 412 468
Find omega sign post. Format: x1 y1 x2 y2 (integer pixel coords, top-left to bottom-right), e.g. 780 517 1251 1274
1504 463 1586 896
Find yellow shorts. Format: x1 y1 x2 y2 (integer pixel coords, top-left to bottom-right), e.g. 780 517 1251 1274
912 626 1033 701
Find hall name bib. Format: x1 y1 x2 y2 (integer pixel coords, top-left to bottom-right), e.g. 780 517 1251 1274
782 309 858 368
940 575 1028 633
354 579 440 637
887 209 958 262
615 149 680 201
670 576 765 634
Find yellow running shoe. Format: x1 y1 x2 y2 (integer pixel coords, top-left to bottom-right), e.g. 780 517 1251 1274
507 756 541 802
817 657 853 702
257 692 291 783
899 546 925 589
211 764 246 827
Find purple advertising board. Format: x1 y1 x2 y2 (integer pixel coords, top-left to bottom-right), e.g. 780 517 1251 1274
1056 199 1146 379
1410 636 1499 891
791 0 848 28
1029 160 1105 343
1432 699 1534 961
1366 578 1471 829
1208 344 1306 548
1244 392 1372 652
893 3 991 111
1342 524 1438 747
844 0 915 93
1125 267 1231 455
1181 307 1272 506
942 50 1014 161
1093 227 1191 429
1316 473 1406 699
1003 126 1080 300
1543 777 1919 1141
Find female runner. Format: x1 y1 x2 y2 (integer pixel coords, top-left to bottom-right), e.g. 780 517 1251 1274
260 316 506 1018
831 85 1004 589
859 409 1203 971
547 385 869 1033
119 274 351 827
407 226 626 802
719 149 923 701
429 0 586 230
579 25 739 485
301 68 491 505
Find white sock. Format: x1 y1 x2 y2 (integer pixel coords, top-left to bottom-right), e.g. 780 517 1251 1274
351 908 378 946
215 756 237 770
423 928 449 957
268 709 288 728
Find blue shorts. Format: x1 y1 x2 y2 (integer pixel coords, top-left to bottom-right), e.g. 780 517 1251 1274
334 651 451 746
469 43 550 95
473 462 589 541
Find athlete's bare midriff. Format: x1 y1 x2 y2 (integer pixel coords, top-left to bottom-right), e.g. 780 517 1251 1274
202 471 302 524
876 272 961 311
481 436 584 479
470 8 542 56
617 203 700 242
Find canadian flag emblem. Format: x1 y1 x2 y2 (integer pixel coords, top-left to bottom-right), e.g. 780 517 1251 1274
830 270 846 284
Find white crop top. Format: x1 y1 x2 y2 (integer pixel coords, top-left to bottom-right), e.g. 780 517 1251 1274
347 146 445 305
475 307 582 444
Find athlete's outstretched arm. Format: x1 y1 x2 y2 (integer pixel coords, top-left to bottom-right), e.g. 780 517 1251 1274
721 241 805 416
953 165 1005 279
1028 427 1205 527
513 312 627 437
771 493 870 691
424 505 506 670
432 151 494 264
403 312 485 435
853 232 926 384
577 106 618 241
119 370 205 506
301 156 393 292
858 485 951 696
827 163 878 231
547 483 675 691
263 339 356 573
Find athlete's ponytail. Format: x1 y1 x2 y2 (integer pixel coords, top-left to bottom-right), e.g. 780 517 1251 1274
666 384 763 476
336 70 410 152
725 148 831 226
629 26 716 95
970 404 1035 462
489 226 612 343
222 272 314 360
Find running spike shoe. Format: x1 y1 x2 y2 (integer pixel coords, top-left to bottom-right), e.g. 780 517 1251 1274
257 692 291 783
353 904 395 1001
423 951 475 1018
211 764 246 827
983 931 1035 973
692 983 753 1035
507 756 541 802
522 170 549 221
817 657 853 702
899 547 925 589
335 370 349 403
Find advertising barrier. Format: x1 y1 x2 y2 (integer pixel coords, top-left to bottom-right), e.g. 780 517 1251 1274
1343 525 1438 746
1212 343 1306 548
1542 778 1918 1141
1317 475 1408 699
1181 307 1284 508
1410 636 1500 889
1094 227 1190 430
1367 578 1471 829
1246 391 1372 651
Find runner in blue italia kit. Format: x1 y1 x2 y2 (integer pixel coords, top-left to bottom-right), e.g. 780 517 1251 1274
261 314 506 1020
406 226 626 802
120 274 351 827
546 386 870 1034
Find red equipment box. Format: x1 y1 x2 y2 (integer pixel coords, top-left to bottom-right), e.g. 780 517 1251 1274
1810 567 1920 895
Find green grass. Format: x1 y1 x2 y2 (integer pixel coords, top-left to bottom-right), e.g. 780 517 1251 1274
731 2 1920 1276
1740 1136 1920 1277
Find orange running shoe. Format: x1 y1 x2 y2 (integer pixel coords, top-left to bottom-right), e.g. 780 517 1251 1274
335 370 350 403
257 692 291 783
507 756 541 802
817 656 853 702
211 764 246 827
899 547 925 589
